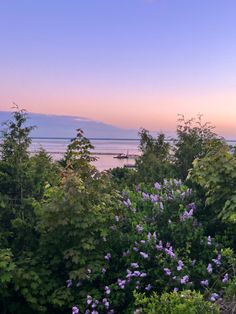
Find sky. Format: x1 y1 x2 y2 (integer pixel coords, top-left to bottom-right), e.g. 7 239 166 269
1 0 236 137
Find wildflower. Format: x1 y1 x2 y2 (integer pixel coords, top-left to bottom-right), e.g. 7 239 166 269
200 279 209 287
222 273 229 284
66 279 72 288
133 247 139 252
174 287 179 292
101 268 106 274
105 286 111 295
72 306 79 314
164 268 171 276
207 263 213 274
147 232 151 241
159 201 164 210
180 275 189 284
105 253 111 261
210 293 219 302
140 240 146 244
131 262 139 269
145 284 152 291
177 260 184 271
140 252 149 259
87 295 93 305
135 185 140 192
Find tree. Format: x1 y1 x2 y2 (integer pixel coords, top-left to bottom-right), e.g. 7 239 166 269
136 129 174 183
174 114 222 179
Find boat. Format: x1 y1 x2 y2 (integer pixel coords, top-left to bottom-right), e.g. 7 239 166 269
113 153 129 159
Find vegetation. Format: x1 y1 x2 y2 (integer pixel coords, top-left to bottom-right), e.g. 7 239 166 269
0 108 235 313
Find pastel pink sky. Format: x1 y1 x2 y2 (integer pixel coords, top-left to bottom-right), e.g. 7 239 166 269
1 0 236 138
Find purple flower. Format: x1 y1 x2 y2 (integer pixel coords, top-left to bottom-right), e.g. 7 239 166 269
105 253 111 261
140 272 147 277
153 232 157 241
156 240 163 250
133 270 141 277
101 267 106 274
174 287 179 292
140 252 149 259
102 298 110 309
210 293 219 302
165 247 176 259
133 247 139 252
207 263 213 274
147 232 151 241
66 279 72 288
117 279 126 289
200 279 209 287
177 260 184 271
180 209 193 221
145 284 152 291
222 273 229 284
180 275 189 284
207 236 211 246
135 185 141 192
212 254 221 267
159 202 164 210
72 306 79 314
164 268 171 276
192 259 196 266
142 192 149 200
154 182 161 190
87 295 93 305
131 262 139 269
123 198 132 207
140 240 146 244
105 286 111 295
150 194 158 203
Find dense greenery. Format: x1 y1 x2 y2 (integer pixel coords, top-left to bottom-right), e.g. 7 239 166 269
0 109 235 313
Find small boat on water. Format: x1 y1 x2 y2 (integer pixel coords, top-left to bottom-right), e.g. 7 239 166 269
113 153 129 159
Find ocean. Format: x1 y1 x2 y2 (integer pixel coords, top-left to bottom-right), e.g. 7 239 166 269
30 138 140 171
27 137 236 171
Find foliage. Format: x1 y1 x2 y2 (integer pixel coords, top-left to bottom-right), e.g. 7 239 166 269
189 144 236 224
174 115 222 179
134 290 220 314
135 129 174 183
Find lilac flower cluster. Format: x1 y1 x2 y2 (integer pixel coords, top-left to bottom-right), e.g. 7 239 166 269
180 275 189 284
104 253 111 261
180 208 194 221
212 254 221 267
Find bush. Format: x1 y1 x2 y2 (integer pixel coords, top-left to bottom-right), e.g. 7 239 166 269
134 290 220 314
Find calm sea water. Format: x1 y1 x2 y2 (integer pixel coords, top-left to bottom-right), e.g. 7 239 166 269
29 138 236 171
30 138 140 171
